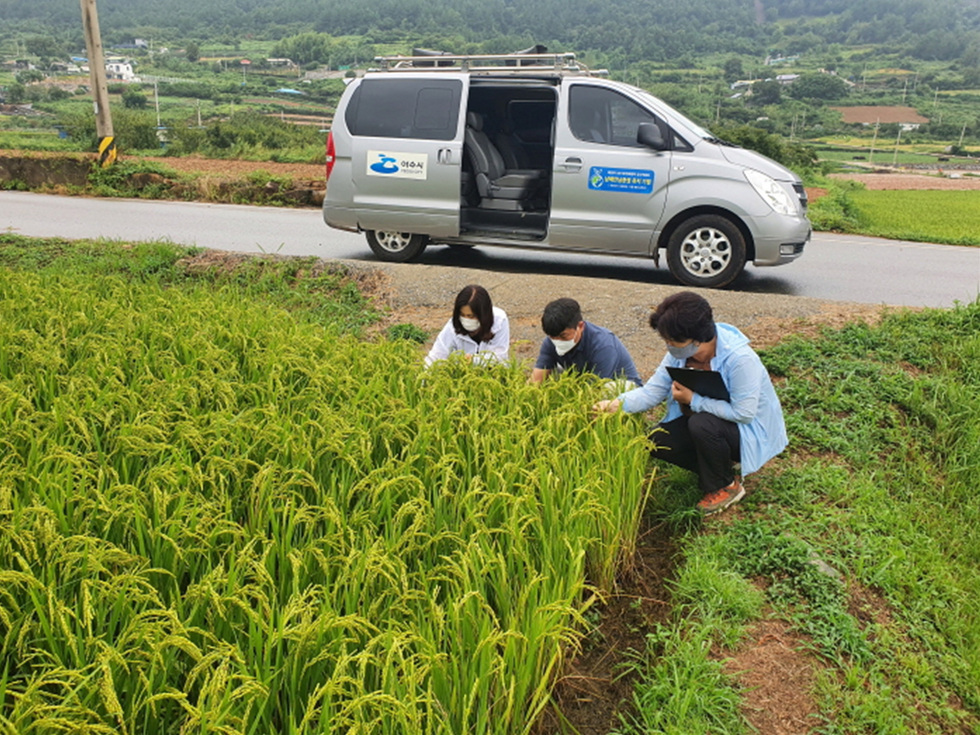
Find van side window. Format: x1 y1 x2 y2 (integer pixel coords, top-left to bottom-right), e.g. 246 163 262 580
346 79 462 140
569 85 660 148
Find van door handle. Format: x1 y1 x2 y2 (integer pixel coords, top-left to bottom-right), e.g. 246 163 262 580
437 148 455 164
559 157 583 172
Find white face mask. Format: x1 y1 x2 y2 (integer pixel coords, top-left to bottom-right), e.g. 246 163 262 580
551 338 577 356
459 316 481 333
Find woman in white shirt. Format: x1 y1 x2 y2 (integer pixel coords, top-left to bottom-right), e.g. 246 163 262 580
425 285 510 366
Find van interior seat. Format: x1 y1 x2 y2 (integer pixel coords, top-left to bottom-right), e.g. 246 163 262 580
464 112 543 210
493 124 531 170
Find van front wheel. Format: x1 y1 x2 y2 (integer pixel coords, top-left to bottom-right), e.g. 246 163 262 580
666 215 746 288
365 230 428 262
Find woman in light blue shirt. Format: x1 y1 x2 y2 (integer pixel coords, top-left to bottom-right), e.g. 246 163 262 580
425 284 510 366
595 292 787 515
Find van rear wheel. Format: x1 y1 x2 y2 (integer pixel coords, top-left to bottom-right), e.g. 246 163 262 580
365 230 428 262
666 215 746 289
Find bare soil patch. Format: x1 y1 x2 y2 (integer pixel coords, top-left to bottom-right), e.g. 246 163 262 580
0 149 326 184
830 171 980 190
354 261 892 380
723 618 822 735
829 106 928 125
131 153 326 182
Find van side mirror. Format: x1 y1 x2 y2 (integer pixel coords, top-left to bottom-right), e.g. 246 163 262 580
637 122 668 151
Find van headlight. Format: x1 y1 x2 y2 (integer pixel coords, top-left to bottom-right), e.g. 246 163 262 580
745 169 796 216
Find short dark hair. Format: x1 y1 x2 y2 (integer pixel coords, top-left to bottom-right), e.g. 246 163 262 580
452 284 495 343
541 298 583 337
649 291 716 343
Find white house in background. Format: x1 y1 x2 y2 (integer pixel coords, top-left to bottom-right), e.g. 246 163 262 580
105 57 140 82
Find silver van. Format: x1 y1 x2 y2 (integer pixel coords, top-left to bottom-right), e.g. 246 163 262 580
323 52 810 288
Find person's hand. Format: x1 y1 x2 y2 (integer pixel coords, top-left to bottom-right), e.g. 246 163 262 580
591 398 621 416
671 381 694 405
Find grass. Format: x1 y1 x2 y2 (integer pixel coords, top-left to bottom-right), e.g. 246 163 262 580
847 189 980 246
0 154 322 207
815 146 946 166
616 301 980 733
0 235 653 734
0 129 79 152
804 176 980 246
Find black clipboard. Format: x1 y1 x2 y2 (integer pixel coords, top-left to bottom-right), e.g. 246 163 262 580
666 366 730 401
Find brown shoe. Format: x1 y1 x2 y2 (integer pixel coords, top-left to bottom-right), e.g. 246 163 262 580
697 480 746 516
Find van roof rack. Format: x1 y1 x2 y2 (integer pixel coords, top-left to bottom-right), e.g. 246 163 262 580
371 52 607 77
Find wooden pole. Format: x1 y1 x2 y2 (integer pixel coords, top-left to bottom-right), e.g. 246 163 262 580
869 119 879 164
79 0 116 166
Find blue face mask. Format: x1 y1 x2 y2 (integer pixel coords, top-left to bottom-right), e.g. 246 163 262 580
667 341 700 360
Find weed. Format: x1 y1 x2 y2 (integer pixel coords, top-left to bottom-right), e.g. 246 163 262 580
386 323 430 343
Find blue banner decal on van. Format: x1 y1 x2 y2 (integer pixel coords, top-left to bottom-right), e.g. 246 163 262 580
587 166 654 194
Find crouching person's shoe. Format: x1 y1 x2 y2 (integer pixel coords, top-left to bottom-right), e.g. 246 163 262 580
697 480 745 516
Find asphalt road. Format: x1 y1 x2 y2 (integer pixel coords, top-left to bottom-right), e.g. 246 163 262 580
2 191 978 308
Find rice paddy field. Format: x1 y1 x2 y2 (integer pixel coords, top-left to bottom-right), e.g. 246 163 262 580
848 189 980 246
0 237 652 734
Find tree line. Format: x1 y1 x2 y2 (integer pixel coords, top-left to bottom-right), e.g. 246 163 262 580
1 0 977 65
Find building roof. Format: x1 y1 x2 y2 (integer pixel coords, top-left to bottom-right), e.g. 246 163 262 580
831 105 929 124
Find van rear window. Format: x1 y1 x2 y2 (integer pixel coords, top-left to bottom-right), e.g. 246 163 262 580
346 79 462 140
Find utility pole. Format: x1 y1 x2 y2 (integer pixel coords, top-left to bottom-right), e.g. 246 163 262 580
79 0 116 166
154 80 161 127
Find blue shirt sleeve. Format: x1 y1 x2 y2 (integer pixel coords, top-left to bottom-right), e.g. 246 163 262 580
619 357 672 413
690 351 763 424
534 337 558 370
591 340 641 385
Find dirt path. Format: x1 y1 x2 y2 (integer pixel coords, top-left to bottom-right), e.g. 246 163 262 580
356 260 890 381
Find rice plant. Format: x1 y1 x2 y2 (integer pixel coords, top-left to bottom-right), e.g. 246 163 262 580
0 266 653 734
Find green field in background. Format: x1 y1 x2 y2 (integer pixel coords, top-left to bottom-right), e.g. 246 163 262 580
850 189 980 246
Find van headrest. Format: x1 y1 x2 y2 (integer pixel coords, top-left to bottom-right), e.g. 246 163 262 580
466 112 483 131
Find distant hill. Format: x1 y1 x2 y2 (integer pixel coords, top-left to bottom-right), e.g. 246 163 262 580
1 0 978 63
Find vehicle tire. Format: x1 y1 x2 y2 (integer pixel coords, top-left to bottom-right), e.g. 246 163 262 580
666 215 747 289
365 230 428 262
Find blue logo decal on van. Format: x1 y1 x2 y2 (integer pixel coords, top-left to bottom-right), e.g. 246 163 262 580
366 150 428 179
588 167 654 194
370 154 400 174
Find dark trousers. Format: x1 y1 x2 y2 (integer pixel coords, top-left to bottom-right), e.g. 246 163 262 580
649 413 741 494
